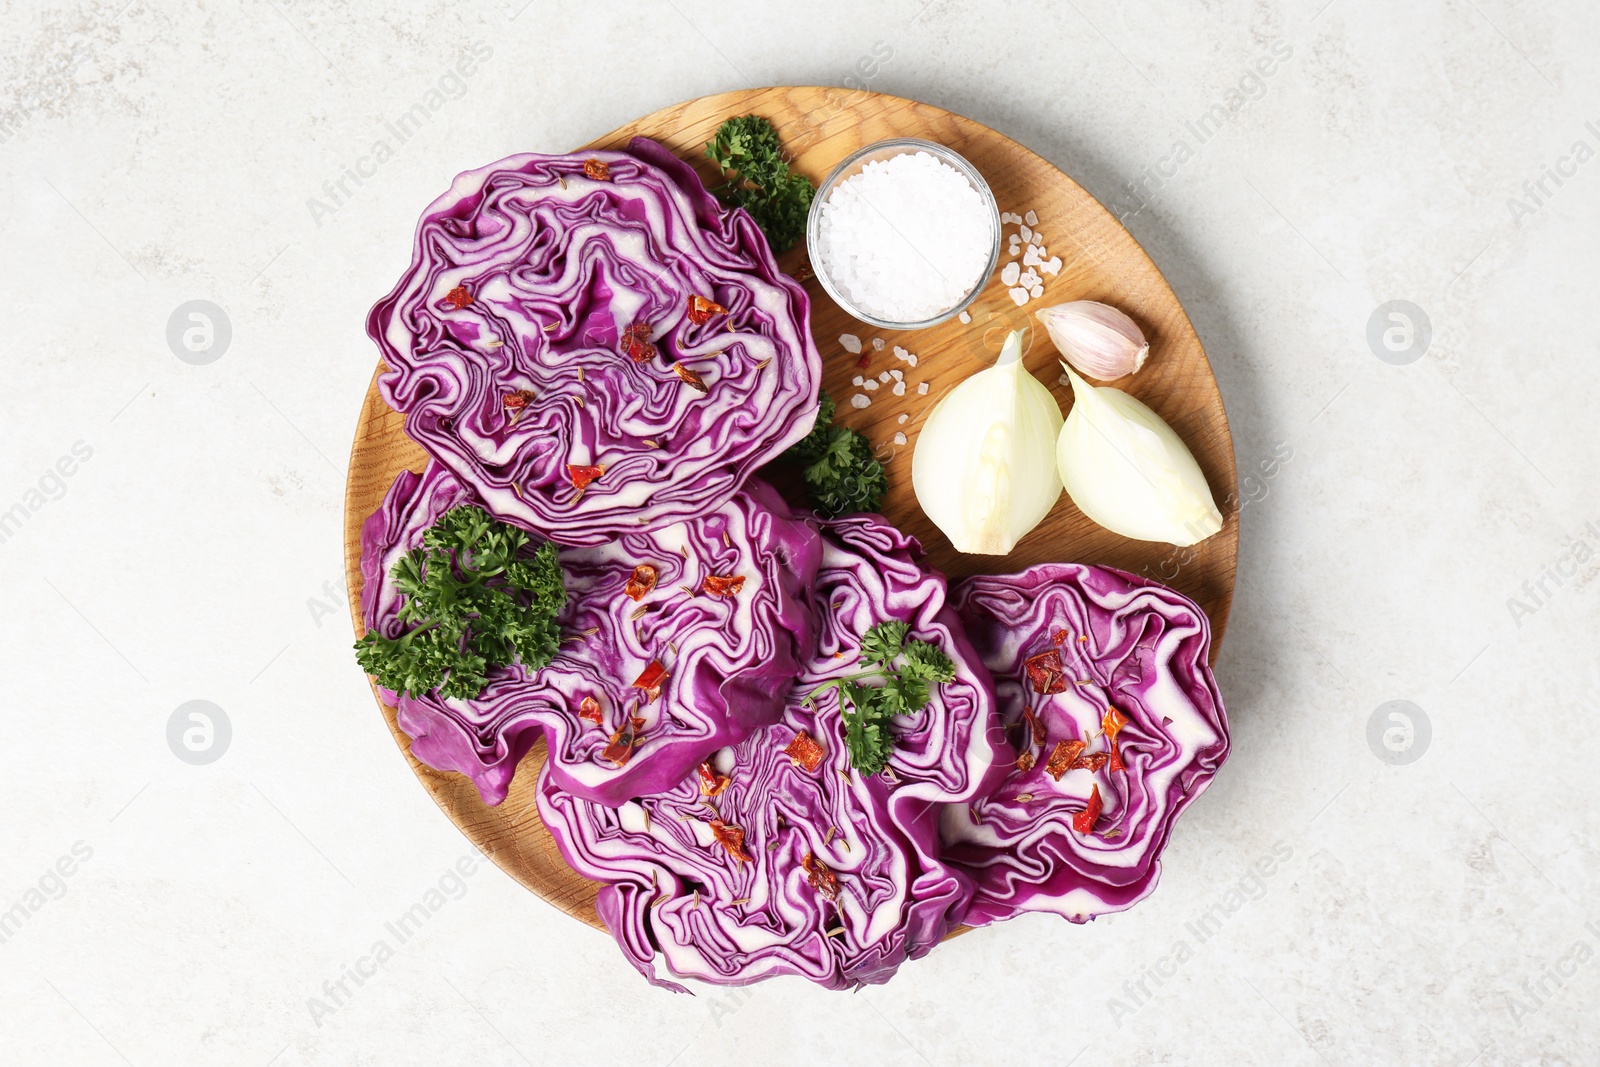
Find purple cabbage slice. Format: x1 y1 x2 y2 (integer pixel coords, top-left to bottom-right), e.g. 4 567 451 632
537 514 1011 990
367 136 821 546
360 461 822 807
944 564 1228 925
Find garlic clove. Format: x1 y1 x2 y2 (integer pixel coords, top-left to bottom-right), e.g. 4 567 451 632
1035 300 1150 381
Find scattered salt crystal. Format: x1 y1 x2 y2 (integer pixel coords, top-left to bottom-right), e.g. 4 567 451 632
815 151 996 322
893 345 907 358
1008 239 1022 255
890 368 903 380
1024 209 1038 226
898 413 909 424
840 333 862 354
1019 224 1032 242
892 381 906 396
852 375 864 386
851 393 871 408
917 382 929 395
864 378 879 391
872 338 885 351
1001 262 1021 287
879 371 891 382
1042 256 1062 276
1030 232 1043 246
1019 268 1040 288
1022 245 1042 267
1002 211 1020 224
1030 283 1044 299
958 310 971 324
1009 287 1030 306
893 431 907 445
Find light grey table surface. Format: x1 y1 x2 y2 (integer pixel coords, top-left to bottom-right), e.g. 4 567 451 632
2 2 1595 1064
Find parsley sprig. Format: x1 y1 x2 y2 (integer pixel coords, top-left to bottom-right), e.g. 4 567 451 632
805 621 956 774
784 391 888 517
705 115 814 253
355 505 566 700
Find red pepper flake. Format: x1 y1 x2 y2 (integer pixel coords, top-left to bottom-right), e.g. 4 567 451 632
1045 739 1087 781
1052 629 1070 645
443 285 473 309
784 730 825 773
578 696 604 726
1021 706 1047 747
583 157 611 181
1015 751 1036 772
567 463 605 491
672 362 709 393
855 352 871 369
631 659 669 702
802 851 841 901
1104 707 1130 772
624 564 659 602
620 323 656 362
697 760 731 797
686 294 729 325
1024 650 1068 695
793 261 814 282
702 574 745 597
502 389 535 411
709 819 751 863
601 715 646 767
1072 752 1111 773
1072 784 1104 834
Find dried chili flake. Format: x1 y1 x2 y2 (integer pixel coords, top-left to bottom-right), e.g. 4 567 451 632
697 760 731 797
443 285 473 309
709 819 751 863
631 660 669 702
1024 650 1068 695
1104 707 1130 772
702 574 745 597
672 362 709 393
1072 752 1110 773
1072 784 1104 834
784 730 825 773
502 389 535 412
1015 751 1036 772
620 323 656 363
793 261 814 282
583 157 611 181
578 696 604 726
1021 706 1047 747
1045 739 1087 781
566 463 605 490
687 294 729 325
855 352 871 369
601 715 646 767
803 851 841 901
1052 629 1070 645
624 564 659 602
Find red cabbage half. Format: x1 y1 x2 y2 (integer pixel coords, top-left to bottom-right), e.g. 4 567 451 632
360 462 822 806
368 136 821 546
944 564 1228 925
537 514 1011 990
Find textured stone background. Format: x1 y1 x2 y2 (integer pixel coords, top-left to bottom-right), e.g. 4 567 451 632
2 1 1596 1064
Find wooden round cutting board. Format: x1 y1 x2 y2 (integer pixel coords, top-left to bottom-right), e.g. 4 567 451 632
343 87 1238 933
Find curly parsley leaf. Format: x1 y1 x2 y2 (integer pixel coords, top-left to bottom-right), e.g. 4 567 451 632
355 506 567 700
810 622 955 775
705 115 814 253
782 392 886 518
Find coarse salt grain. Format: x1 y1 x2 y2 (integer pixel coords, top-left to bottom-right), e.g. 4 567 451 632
1001 262 1020 287
1019 224 1032 242
1030 283 1044 298
958 310 971 323
851 393 871 408
872 337 885 350
878 371 891 383
1024 209 1038 226
917 382 929 395
893 431 907 445
1030 232 1043 246
890 368 903 380
898 413 909 424
816 151 995 322
840 333 862 354
852 375 864 386
864 379 878 391
1009 287 1029 306
892 381 906 396
1042 256 1062 276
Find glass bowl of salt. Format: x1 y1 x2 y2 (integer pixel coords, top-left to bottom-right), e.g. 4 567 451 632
807 137 1001 331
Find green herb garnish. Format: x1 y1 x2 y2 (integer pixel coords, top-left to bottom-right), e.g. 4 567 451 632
805 621 956 775
355 505 566 700
705 115 814 253
784 391 887 517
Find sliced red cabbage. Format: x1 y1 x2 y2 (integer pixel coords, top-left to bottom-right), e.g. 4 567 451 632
945 564 1228 925
360 461 822 806
367 136 821 546
537 514 1011 990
